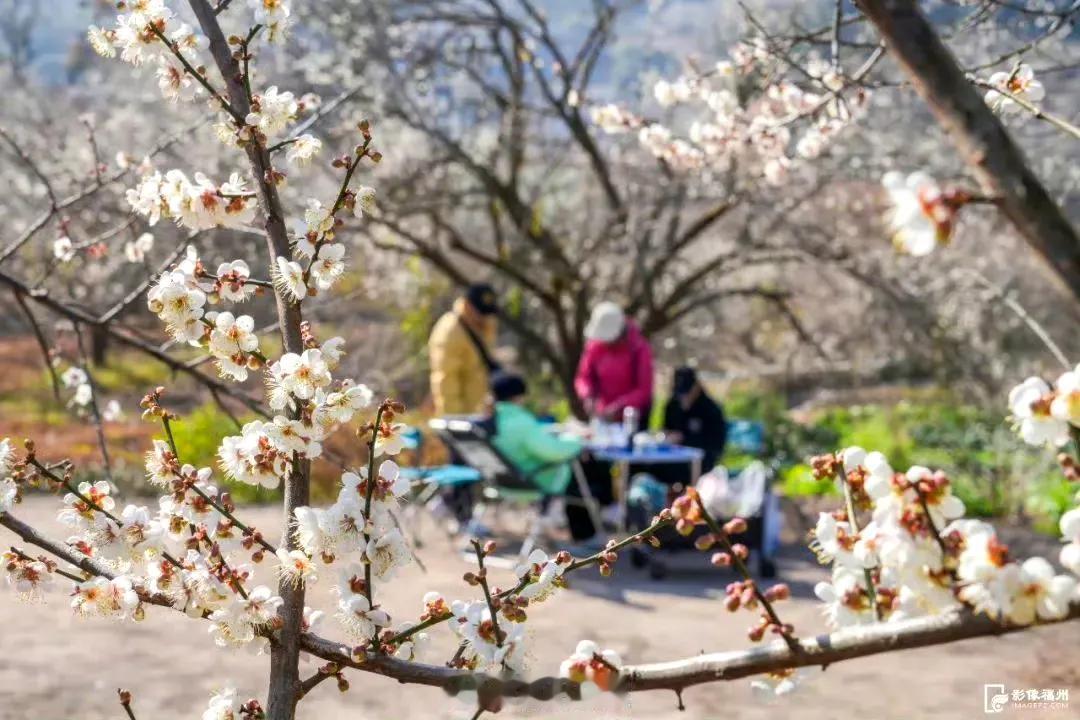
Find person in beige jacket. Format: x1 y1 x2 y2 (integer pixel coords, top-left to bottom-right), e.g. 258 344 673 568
428 283 499 416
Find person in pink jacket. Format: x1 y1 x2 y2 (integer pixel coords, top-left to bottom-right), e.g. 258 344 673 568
574 301 654 429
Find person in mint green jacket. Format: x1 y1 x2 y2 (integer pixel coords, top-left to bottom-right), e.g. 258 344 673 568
489 372 583 495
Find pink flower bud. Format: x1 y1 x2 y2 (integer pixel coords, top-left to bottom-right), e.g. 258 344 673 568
724 517 748 535
765 583 790 602
711 551 732 567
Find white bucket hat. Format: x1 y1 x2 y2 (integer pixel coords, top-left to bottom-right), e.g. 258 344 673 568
584 301 626 343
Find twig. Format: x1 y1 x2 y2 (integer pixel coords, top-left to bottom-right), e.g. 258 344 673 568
161 415 277 555
117 689 137 720
361 405 387 637
296 663 340 700
963 270 1071 371
11 290 61 403
73 323 114 483
470 539 505 649
694 497 800 651
970 77 1080 140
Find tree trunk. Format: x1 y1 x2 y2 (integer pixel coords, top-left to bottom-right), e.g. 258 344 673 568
855 0 1080 301
187 2 309 718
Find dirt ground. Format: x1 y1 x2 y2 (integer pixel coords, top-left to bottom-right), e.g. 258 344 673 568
1 497 1078 720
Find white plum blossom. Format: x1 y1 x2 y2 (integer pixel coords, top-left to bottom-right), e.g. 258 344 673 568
272 257 307 302
1059 508 1080 576
1008 376 1070 447
812 512 876 569
247 86 298 138
286 134 322 165
215 260 257 303
750 669 804 700
308 243 346 291
374 423 409 457
61 367 88 389
1050 364 1080 426
514 549 568 602
0 478 16 514
71 576 140 618
1 551 53 599
277 349 332 400
53 237 75 262
452 600 528 672
304 199 335 236
881 171 956 256
248 0 292 42
0 437 13 476
128 168 257 231
814 566 877 629
207 312 260 381
984 64 1045 115
201 687 240 720
1002 558 1076 625
276 548 318 588
354 186 377 218
391 622 431 661
364 528 411 582
218 420 293 489
208 585 282 648
124 232 154 263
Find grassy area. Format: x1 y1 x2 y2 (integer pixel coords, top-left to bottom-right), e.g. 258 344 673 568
717 384 1069 533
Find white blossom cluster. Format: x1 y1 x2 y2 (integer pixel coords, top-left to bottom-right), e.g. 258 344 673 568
144 246 268 381
88 1 209 102
591 46 869 183
128 167 257 231
811 446 1078 631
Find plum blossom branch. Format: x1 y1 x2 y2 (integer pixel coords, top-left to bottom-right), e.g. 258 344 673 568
690 494 799 651
970 76 1080 140
158 410 277 555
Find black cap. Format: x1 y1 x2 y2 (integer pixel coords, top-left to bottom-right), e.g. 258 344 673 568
491 371 527 402
673 366 698 396
466 283 498 316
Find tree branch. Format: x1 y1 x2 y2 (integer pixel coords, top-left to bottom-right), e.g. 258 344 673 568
854 0 1080 300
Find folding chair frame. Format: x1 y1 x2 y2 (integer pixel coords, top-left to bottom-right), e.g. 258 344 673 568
428 417 604 562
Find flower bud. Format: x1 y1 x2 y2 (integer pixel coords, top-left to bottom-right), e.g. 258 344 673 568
336 675 350 693
731 543 749 560
723 517 748 535
747 624 766 642
711 551 732 567
483 540 497 556
694 533 716 551
765 583 790 602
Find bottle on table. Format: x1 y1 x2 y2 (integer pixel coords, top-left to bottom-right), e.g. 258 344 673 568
622 406 638 450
